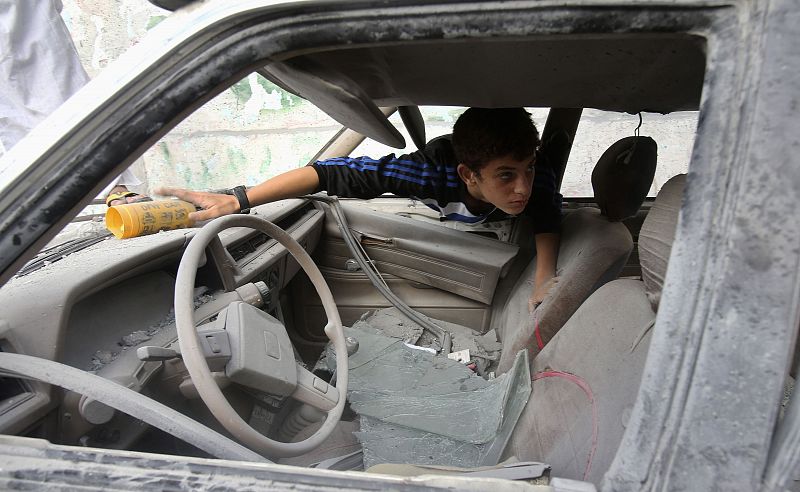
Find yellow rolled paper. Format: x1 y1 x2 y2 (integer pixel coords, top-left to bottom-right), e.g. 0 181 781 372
106 199 195 239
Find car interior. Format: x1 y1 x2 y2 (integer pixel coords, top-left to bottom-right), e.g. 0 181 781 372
0 118 691 484
0 3 733 488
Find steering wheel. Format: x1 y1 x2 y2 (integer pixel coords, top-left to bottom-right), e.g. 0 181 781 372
173 214 348 458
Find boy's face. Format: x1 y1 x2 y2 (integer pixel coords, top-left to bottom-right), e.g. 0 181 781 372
459 153 536 215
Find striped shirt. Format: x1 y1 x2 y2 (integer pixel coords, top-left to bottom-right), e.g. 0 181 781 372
311 135 562 233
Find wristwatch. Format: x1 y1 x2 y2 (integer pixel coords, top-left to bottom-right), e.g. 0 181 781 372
223 185 251 214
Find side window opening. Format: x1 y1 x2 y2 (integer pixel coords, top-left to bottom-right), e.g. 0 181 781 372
563 110 698 198
350 106 551 161
54 72 339 249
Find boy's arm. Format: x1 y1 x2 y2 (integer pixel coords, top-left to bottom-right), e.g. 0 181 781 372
157 166 320 222
158 145 436 222
525 150 562 311
529 232 560 311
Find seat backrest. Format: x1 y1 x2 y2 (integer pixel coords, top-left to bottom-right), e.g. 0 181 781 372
504 174 686 485
496 137 658 373
638 173 686 310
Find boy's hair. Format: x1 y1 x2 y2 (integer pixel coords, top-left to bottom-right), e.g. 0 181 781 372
452 107 540 172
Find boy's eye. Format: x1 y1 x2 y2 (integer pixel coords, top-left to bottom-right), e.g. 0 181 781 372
497 172 514 180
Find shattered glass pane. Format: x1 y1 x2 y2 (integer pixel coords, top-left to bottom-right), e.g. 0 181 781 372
328 310 531 469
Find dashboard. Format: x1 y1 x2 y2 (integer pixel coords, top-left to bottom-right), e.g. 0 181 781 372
0 199 323 441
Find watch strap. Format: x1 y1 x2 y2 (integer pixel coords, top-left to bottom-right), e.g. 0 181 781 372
225 185 250 214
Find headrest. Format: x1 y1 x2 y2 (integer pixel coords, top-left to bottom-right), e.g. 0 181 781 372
592 136 657 221
638 174 686 311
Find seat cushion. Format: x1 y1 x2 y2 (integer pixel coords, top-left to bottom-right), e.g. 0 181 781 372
505 278 655 484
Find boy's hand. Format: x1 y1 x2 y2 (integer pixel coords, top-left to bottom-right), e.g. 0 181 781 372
528 275 559 312
105 185 152 206
155 187 240 223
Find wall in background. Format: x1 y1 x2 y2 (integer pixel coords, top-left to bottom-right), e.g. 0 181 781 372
61 0 340 196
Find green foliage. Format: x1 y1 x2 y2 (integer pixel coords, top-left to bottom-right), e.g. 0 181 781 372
292 134 329 167
256 74 302 109
229 79 252 105
258 147 273 176
158 141 171 162
226 146 246 176
146 15 166 30
227 74 305 111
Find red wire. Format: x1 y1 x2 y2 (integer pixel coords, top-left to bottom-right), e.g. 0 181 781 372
532 370 599 481
533 317 545 350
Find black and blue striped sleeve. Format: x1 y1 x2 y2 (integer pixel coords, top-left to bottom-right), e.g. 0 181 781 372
526 156 563 234
310 139 459 200
311 156 397 199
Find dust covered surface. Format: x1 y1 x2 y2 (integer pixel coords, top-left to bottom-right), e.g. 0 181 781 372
88 290 213 371
327 310 530 469
0 438 540 491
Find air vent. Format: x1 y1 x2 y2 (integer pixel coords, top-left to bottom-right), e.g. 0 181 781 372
16 233 112 278
0 375 27 402
227 203 316 262
0 345 30 404
229 233 269 261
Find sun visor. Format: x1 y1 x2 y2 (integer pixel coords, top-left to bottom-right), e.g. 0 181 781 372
259 60 405 148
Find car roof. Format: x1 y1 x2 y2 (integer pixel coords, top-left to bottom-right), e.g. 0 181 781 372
265 33 705 112
261 31 705 147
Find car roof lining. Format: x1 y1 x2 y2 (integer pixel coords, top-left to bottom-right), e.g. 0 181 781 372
260 33 706 147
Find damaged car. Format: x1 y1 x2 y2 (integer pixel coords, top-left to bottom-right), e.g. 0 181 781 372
0 0 798 490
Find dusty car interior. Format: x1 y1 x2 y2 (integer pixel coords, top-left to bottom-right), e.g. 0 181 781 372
0 1 797 490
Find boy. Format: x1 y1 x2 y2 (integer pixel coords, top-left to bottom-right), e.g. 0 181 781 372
158 107 562 308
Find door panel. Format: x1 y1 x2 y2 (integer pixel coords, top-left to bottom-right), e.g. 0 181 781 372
286 201 518 348
290 267 492 343
318 201 519 304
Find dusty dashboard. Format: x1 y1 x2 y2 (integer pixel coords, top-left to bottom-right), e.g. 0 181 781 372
0 198 323 438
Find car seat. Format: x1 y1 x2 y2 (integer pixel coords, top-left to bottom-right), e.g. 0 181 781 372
496 136 658 373
504 174 686 485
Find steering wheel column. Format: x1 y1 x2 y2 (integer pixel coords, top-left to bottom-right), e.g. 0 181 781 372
198 300 339 412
